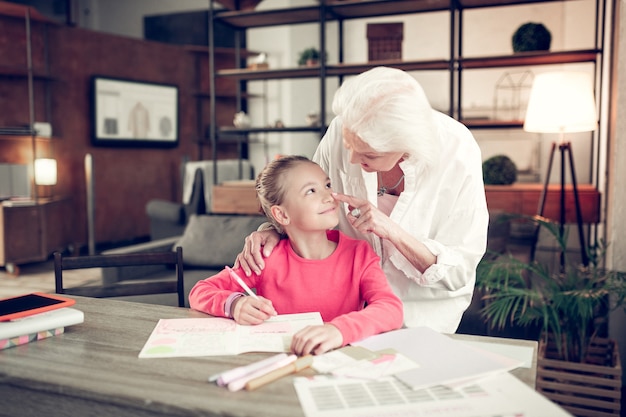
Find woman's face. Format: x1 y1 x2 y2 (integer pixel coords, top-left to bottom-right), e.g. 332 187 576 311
342 127 404 172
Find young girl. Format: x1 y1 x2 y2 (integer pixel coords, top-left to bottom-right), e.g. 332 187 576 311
189 155 403 355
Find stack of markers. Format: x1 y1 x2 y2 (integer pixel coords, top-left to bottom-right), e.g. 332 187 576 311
209 353 313 391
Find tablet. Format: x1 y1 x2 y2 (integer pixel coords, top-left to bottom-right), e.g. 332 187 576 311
0 292 76 321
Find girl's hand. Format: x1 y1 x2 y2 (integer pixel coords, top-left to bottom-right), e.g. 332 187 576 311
232 295 277 325
333 192 398 240
291 324 343 355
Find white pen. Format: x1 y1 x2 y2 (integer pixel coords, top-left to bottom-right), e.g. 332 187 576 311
226 266 259 300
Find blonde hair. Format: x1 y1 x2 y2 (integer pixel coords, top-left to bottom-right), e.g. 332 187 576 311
256 155 314 234
332 66 440 169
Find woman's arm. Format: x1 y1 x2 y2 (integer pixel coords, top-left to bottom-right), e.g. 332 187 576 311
334 192 436 273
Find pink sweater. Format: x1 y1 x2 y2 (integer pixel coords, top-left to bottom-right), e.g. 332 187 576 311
189 230 403 345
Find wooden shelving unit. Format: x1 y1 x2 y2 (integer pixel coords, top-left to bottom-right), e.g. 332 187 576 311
207 0 604 179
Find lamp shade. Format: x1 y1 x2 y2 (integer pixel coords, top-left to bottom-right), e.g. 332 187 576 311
523 71 597 134
34 158 57 185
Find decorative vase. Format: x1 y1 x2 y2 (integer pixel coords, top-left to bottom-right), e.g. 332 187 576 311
537 338 622 417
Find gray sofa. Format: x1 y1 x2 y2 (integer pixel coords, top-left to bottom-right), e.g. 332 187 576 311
145 159 254 241
102 214 266 307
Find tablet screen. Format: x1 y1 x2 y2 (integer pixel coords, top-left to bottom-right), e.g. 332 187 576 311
0 293 75 321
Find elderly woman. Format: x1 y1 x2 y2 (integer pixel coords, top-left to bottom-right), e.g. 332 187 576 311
236 66 489 333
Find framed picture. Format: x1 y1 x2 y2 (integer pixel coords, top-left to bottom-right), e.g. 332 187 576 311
91 76 179 147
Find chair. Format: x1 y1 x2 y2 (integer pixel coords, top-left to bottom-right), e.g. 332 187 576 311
53 247 185 307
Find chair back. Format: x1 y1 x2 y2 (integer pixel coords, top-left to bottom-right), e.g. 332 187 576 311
53 247 185 307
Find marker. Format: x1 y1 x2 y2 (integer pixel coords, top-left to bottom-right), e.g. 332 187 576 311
209 353 289 386
227 354 297 392
226 265 259 300
245 355 314 391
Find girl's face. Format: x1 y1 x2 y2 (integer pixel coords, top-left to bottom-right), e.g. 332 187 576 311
342 127 404 172
275 162 338 232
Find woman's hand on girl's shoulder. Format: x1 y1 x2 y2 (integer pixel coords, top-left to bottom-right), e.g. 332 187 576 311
234 229 281 276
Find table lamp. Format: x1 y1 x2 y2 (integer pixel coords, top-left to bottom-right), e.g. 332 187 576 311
34 158 57 198
523 71 597 266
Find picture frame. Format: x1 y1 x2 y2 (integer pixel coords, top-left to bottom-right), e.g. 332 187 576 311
91 76 179 147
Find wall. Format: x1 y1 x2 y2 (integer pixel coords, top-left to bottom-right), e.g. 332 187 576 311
608 0 625 386
0 3 237 248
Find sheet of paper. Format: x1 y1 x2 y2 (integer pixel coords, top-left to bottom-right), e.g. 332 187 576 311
352 327 523 390
293 374 523 417
293 371 573 417
138 312 322 358
460 339 534 369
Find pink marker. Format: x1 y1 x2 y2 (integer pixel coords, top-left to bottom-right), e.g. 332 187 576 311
227 354 298 392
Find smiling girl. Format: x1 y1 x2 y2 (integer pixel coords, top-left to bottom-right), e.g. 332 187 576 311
189 155 403 355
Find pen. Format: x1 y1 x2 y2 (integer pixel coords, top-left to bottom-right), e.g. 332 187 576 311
245 355 314 391
226 265 259 300
228 354 297 392
212 353 288 386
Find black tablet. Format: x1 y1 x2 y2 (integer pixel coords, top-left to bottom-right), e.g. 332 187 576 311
0 292 75 321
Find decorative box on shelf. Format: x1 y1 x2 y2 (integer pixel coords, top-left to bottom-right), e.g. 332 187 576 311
211 180 259 215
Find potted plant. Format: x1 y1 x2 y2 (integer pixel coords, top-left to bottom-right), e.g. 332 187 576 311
298 47 324 67
476 215 626 415
482 154 517 185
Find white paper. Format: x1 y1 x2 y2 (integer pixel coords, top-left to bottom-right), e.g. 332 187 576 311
293 371 573 417
352 327 523 390
138 312 322 358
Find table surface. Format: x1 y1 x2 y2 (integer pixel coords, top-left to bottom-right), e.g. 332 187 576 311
0 296 538 417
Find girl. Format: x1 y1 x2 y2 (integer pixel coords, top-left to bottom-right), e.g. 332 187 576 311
189 155 403 355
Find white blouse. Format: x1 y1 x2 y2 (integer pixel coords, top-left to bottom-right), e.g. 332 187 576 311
313 112 489 333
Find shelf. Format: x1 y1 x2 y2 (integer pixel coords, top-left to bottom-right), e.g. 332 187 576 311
215 50 595 81
217 59 450 80
456 0 582 10
184 45 261 58
0 66 53 80
0 133 55 142
216 0 454 28
194 91 259 99
214 0 580 29
219 126 324 135
462 119 524 128
459 49 599 69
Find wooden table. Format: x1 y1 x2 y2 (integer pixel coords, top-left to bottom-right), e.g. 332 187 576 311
0 297 538 417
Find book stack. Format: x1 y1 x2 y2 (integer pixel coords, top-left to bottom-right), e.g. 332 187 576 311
0 300 84 350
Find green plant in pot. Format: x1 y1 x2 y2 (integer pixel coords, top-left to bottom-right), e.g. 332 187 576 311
476 215 626 363
512 22 552 53
482 154 517 185
298 47 325 66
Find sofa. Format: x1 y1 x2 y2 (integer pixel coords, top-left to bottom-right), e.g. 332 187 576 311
145 159 254 241
102 213 266 307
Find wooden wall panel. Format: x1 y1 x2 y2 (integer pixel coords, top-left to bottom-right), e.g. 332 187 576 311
0 4 238 250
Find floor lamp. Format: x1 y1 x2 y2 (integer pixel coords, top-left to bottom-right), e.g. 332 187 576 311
523 71 597 267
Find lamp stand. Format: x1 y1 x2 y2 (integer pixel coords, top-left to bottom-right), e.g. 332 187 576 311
534 138 589 268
